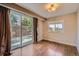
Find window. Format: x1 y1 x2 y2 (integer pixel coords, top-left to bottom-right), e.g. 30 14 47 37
49 22 63 32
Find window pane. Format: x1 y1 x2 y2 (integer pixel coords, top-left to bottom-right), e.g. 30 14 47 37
10 11 22 50
22 16 33 46
49 24 55 31
58 24 63 30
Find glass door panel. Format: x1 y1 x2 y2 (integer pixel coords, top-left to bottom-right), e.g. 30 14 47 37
10 11 22 50
21 16 33 46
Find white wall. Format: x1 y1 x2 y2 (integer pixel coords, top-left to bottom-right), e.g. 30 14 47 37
43 13 77 46
37 18 44 41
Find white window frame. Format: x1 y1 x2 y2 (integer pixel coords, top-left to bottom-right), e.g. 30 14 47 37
48 21 64 32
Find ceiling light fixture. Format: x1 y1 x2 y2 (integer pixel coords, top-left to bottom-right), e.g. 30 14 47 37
47 3 59 12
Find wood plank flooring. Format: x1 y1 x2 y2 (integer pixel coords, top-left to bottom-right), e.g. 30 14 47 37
11 40 78 56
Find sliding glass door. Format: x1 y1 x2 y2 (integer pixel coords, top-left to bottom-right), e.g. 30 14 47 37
10 10 33 50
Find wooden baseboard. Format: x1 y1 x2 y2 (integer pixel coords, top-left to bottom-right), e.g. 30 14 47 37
41 39 76 48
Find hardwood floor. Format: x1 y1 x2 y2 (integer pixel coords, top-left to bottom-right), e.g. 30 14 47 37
11 40 78 56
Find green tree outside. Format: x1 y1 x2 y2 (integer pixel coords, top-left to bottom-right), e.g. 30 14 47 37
22 16 32 29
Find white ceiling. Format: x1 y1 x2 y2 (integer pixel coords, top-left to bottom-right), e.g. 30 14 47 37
17 3 79 18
